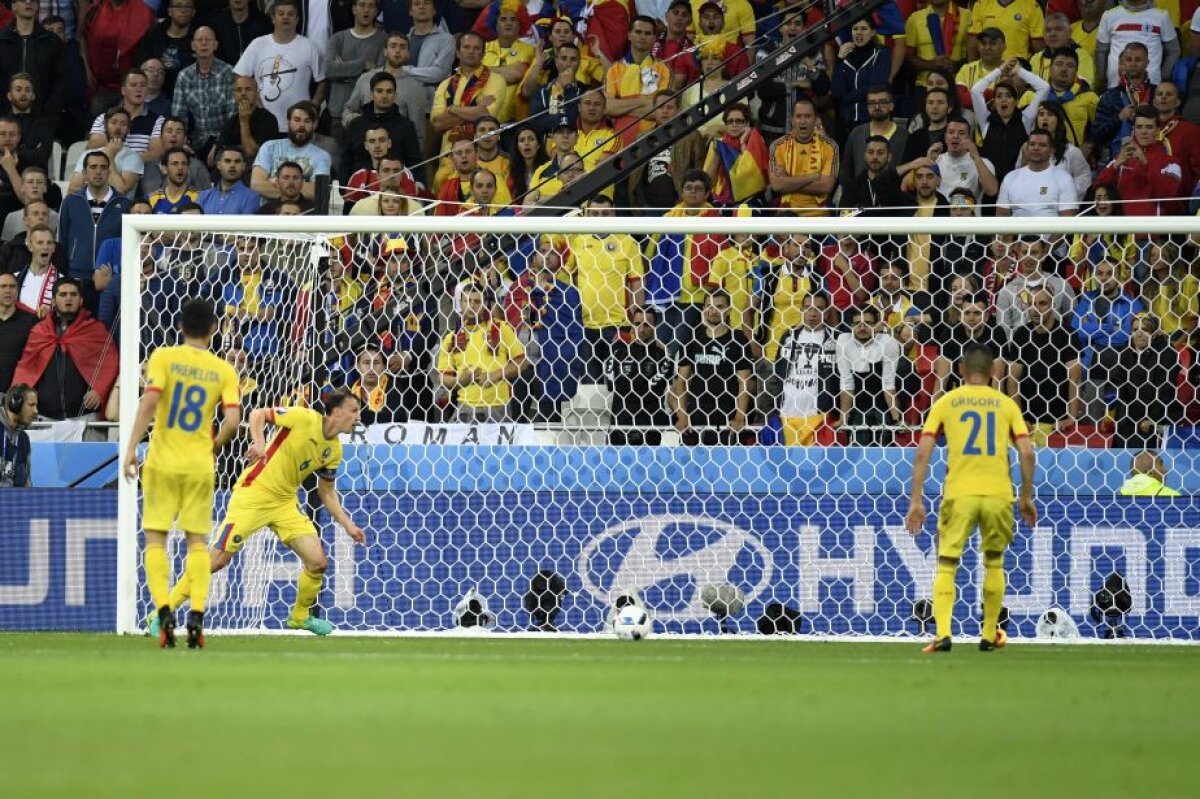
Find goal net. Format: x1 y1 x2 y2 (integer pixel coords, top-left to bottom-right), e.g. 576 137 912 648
117 214 1200 641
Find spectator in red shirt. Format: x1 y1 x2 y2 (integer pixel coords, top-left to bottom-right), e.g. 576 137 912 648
1095 104 1183 215
13 277 118 423
79 0 156 114
653 1 698 88
1153 81 1200 208
818 234 876 313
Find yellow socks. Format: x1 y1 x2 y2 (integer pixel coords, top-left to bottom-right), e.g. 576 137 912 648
981 554 1006 642
145 544 170 610
933 558 958 640
185 544 212 614
167 574 191 612
291 569 323 623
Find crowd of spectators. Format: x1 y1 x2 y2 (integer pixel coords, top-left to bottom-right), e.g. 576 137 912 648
0 0 1198 448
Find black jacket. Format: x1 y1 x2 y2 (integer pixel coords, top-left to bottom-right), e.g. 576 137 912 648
2 233 68 281
14 112 55 172
605 335 674 426
1112 342 1181 447
0 306 36 392
341 102 422 182
211 8 272 67
0 23 66 117
841 168 909 216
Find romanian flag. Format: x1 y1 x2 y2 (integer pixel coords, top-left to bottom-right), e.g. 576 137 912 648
472 0 534 40
435 176 468 217
647 206 724 305
708 128 769 206
579 0 635 63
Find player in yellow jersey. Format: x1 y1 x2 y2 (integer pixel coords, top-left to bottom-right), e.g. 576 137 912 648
905 344 1037 653
163 388 366 636
123 299 242 649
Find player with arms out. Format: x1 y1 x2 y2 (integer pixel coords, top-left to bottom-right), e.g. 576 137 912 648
123 299 242 649
905 343 1037 653
159 388 366 636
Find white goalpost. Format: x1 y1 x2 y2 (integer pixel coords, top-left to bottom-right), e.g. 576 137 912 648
117 213 1200 642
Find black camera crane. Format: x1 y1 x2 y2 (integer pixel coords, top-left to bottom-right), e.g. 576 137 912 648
525 0 890 216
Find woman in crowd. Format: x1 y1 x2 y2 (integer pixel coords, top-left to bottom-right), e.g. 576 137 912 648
1069 184 1137 290
972 58 1049 184
703 103 769 208
902 87 954 164
1022 102 1091 198
1142 239 1200 337
508 124 549 203
830 16 891 143
680 41 729 139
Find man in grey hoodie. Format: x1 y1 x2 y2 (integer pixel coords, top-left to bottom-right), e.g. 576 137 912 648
995 236 1075 335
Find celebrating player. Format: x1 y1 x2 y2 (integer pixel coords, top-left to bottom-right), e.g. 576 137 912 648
905 343 1037 653
158 389 367 636
123 299 242 649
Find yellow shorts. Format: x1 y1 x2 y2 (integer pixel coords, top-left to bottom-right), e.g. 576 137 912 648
782 414 826 446
936 496 1014 560
142 465 215 535
213 491 317 554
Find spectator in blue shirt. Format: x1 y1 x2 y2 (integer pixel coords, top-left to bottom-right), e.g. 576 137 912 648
508 249 584 422
58 150 131 313
1071 259 1144 372
197 146 261 215
249 101 331 203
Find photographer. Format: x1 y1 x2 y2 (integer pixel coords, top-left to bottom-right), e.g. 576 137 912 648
1 383 36 487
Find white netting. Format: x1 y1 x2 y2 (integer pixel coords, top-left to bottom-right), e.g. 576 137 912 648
120 216 1200 641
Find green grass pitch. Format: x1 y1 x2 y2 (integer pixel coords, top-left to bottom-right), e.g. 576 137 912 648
2 634 1197 799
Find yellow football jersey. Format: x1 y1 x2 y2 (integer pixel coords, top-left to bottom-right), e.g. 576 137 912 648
708 245 757 334
568 232 644 329
436 321 526 408
968 0 1045 59
922 384 1030 500
769 134 838 215
143 345 240 473
236 407 343 502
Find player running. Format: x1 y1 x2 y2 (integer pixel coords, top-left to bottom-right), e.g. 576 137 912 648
905 343 1037 653
123 299 242 649
155 389 366 637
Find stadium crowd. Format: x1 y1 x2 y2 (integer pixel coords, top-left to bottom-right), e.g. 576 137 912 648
1 0 1200 455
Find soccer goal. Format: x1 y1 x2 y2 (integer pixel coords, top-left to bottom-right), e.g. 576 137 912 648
117 212 1200 642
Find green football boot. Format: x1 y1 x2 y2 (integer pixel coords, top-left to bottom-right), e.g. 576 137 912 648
286 616 333 636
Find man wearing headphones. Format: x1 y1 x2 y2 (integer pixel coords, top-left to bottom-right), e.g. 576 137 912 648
0 383 37 487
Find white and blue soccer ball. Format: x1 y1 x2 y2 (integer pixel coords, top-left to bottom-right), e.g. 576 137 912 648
612 604 653 641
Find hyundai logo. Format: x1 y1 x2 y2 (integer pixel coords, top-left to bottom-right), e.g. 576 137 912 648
577 515 774 622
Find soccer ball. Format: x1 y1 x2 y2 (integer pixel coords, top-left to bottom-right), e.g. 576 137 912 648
613 605 653 641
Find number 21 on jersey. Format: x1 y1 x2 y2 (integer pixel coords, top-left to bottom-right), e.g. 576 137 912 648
960 410 995 456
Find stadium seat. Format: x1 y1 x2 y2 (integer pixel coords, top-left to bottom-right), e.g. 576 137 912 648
1164 426 1200 449
1045 425 1112 449
62 140 90 181
48 140 64 181
328 180 344 215
560 383 612 446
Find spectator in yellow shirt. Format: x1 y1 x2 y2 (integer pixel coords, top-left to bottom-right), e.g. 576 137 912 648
436 282 527 423
566 195 646 379
969 0 1045 60
905 0 972 88
768 97 839 215
605 16 673 146
431 32 507 175
482 4 537 123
